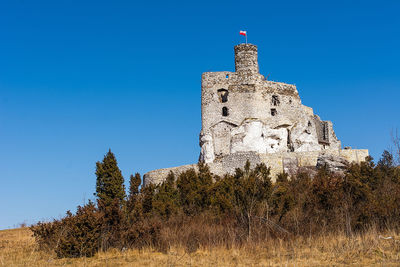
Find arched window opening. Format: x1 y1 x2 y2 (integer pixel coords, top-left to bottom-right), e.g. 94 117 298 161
271 108 277 116
222 107 229 116
272 95 280 106
217 89 229 103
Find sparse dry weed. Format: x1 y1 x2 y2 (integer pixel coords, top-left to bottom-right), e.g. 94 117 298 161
1 227 400 266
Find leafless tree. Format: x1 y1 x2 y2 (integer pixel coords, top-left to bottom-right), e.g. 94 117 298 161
392 128 400 165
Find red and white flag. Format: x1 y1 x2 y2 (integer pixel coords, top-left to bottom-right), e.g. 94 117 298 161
239 30 247 36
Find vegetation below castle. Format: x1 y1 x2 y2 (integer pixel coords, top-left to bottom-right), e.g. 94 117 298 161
30 150 400 259
2 227 400 266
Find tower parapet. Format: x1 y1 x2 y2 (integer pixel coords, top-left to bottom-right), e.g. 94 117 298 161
234 44 259 74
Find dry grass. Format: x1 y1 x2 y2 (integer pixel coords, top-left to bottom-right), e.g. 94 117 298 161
1 227 400 266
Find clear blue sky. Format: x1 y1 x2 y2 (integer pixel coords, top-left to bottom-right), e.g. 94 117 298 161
1 0 399 229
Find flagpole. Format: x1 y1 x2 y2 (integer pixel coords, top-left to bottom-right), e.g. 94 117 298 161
239 30 248 44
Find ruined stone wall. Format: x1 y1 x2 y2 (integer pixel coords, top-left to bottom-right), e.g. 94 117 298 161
143 149 369 186
143 42 368 187
143 164 198 186
199 43 341 163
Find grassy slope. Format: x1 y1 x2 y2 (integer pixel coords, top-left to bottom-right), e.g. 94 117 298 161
1 227 400 266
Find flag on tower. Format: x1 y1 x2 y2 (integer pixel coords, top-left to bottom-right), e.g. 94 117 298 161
239 30 247 44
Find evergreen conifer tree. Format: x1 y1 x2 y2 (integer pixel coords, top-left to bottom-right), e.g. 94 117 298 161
95 149 126 208
378 150 394 169
152 172 179 219
127 173 141 213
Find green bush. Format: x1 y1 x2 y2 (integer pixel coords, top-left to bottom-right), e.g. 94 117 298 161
32 150 400 258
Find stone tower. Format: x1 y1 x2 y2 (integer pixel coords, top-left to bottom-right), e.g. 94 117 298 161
143 43 368 186
199 43 342 164
234 44 259 74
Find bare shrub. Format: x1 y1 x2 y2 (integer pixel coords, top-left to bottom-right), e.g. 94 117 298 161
31 201 101 258
392 129 400 165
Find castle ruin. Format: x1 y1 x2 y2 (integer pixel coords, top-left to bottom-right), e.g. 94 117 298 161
143 43 368 185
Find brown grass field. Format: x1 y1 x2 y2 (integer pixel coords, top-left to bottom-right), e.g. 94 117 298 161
1 227 400 266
